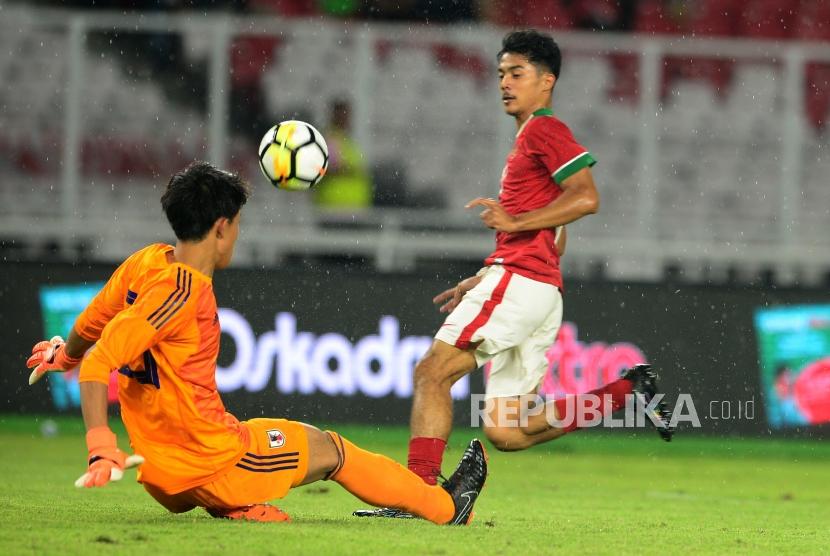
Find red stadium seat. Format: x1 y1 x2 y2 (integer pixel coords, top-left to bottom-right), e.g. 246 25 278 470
688 0 743 37
607 0 680 103
635 0 679 35
795 1 830 130
738 0 799 39
231 36 280 88
247 0 319 17
683 0 745 96
570 0 621 29
794 0 830 41
431 44 489 86
805 64 830 130
488 0 574 29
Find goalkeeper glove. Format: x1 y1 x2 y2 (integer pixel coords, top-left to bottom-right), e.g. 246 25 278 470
75 426 144 488
27 336 83 385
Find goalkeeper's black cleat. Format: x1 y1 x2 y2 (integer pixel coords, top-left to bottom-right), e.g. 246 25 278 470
440 438 488 525
352 507 417 519
622 364 675 442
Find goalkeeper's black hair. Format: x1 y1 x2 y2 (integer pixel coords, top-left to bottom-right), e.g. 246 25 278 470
161 161 250 241
498 29 561 79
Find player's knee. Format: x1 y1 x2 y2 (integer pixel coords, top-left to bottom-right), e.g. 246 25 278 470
484 426 532 452
144 484 196 514
165 503 197 514
301 424 342 483
519 420 549 436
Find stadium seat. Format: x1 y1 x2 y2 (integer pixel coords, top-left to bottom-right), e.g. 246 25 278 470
570 0 622 30
664 79 721 132
558 55 611 107
795 1 830 130
794 0 830 41
725 63 782 137
488 0 574 29
634 0 680 35
804 64 830 131
738 0 798 39
231 36 280 88
608 0 681 103
691 0 741 36
801 135 830 236
247 0 320 16
683 0 744 96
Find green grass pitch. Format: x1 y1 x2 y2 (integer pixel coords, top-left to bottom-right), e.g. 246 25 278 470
1 415 829 555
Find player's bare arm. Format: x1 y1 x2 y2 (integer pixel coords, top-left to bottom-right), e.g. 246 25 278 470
65 327 96 359
466 166 599 233
555 225 567 256
433 274 484 314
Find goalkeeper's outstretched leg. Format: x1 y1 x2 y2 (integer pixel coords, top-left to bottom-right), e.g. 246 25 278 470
307 425 488 525
143 421 487 525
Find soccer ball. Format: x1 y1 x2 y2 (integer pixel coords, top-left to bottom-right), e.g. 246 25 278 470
258 120 329 190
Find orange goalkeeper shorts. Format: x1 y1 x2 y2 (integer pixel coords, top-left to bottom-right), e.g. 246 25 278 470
145 418 309 512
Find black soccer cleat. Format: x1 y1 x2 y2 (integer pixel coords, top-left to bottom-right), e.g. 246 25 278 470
352 439 488 524
352 507 416 519
440 438 488 525
622 364 675 442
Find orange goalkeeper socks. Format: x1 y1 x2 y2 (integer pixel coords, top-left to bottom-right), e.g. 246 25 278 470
325 431 454 524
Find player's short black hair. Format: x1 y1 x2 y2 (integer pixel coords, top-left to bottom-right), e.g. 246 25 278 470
498 29 562 79
161 161 250 241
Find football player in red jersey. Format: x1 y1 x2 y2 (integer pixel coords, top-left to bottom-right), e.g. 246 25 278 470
356 31 673 519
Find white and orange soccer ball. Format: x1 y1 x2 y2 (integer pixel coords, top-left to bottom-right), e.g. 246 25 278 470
258 120 329 190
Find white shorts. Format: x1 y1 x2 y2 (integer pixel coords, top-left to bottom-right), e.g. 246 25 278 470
434 265 563 399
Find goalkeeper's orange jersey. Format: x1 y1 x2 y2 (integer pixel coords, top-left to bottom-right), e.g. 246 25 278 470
75 243 249 494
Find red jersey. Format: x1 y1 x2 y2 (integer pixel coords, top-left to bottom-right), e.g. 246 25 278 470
484 109 596 287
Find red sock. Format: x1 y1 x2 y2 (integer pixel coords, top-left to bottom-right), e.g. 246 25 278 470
553 377 634 434
407 437 446 485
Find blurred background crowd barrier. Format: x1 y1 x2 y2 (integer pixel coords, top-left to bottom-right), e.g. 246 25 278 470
1 1 829 285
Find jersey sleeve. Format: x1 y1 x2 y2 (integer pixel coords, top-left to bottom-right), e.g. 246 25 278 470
73 251 142 341
78 267 195 384
525 119 597 185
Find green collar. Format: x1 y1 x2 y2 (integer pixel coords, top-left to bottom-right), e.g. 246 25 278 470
532 108 554 117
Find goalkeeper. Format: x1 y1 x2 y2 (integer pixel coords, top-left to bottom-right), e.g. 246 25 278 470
26 161 486 525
